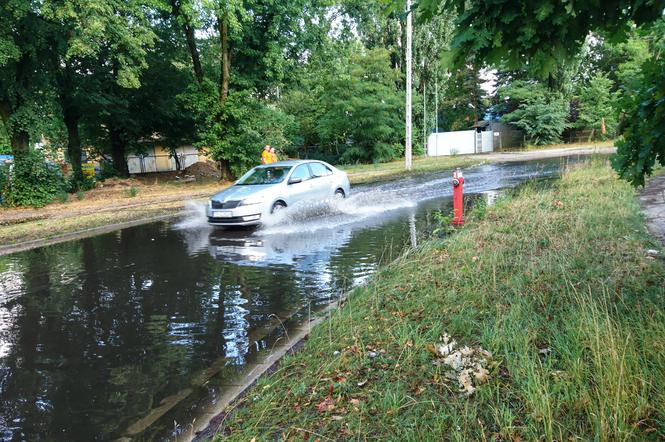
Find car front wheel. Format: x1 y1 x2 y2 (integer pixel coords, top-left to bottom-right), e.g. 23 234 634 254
334 188 345 199
271 201 287 213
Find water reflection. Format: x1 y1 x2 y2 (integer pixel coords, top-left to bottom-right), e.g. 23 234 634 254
0 157 593 441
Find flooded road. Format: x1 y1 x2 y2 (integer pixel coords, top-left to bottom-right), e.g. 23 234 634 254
0 157 590 441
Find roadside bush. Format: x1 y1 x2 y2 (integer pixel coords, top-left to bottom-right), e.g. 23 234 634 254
124 186 138 198
0 150 66 207
67 173 96 193
99 161 121 180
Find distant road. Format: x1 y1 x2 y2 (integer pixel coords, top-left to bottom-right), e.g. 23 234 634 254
481 145 616 163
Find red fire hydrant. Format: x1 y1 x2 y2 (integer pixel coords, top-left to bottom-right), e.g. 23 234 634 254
452 168 464 226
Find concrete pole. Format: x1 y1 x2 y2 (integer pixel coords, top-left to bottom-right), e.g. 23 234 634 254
405 0 413 170
435 74 438 133
435 73 439 155
423 80 427 156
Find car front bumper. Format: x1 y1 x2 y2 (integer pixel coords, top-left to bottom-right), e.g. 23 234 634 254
207 204 263 226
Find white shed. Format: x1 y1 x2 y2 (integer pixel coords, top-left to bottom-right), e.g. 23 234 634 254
427 129 494 156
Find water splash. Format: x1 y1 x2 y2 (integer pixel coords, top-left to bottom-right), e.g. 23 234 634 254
258 189 416 235
173 200 210 230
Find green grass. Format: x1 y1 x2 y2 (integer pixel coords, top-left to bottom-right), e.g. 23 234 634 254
342 155 483 184
215 160 665 441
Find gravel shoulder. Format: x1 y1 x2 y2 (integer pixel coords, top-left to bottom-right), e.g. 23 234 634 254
640 171 665 247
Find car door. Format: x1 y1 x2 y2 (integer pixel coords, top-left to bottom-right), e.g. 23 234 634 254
308 162 334 199
286 163 314 205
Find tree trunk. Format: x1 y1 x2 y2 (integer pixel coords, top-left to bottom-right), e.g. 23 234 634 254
184 23 204 85
171 0 205 85
218 14 230 106
219 159 232 181
64 109 83 180
170 147 182 171
109 127 129 177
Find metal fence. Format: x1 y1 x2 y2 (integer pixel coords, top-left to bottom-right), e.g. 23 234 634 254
493 129 525 150
127 153 200 174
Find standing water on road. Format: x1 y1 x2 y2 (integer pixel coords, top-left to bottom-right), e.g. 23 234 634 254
0 157 593 441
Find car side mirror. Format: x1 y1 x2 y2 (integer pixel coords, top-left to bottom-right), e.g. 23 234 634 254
288 177 302 184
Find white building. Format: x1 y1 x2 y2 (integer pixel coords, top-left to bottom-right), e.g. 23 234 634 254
427 128 494 156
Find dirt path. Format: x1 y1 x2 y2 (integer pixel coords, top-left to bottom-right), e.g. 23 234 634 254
640 172 665 247
0 145 615 256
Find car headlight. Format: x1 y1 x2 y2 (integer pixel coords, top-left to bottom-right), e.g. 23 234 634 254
240 196 264 206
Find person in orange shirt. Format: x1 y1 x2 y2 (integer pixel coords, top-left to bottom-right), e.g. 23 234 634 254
269 147 278 163
261 144 272 164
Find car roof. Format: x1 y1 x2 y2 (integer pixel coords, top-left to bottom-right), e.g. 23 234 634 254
257 159 328 167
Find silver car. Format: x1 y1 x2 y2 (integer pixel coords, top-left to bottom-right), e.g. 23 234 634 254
207 160 351 226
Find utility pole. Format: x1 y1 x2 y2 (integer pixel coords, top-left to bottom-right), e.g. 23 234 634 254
435 73 438 134
435 72 439 155
423 80 427 156
405 0 413 170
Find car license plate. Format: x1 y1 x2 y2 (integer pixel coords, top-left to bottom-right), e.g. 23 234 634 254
213 210 233 218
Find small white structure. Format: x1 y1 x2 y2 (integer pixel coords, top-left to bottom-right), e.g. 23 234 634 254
427 129 494 156
127 145 202 174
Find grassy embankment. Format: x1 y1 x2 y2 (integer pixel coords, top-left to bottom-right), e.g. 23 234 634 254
519 139 615 152
215 160 665 441
342 155 481 184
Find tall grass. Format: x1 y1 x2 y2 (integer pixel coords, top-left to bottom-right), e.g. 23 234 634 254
216 160 664 441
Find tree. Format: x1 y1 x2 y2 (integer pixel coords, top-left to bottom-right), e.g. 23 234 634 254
612 19 665 186
320 47 404 163
0 0 59 155
499 81 569 145
438 63 487 131
196 89 297 178
575 74 619 139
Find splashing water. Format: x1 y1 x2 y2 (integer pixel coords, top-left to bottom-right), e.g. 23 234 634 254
174 200 211 230
258 189 416 236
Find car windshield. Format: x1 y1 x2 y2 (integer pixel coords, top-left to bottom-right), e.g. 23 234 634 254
236 166 292 185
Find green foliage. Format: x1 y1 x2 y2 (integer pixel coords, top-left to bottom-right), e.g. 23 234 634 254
438 64 487 131
417 0 664 76
612 21 665 187
282 46 404 164
196 90 297 178
0 124 9 154
124 186 139 198
578 32 651 93
67 172 95 193
575 74 619 139
0 150 66 207
55 191 69 203
499 81 569 145
431 210 454 236
324 48 404 163
99 162 121 180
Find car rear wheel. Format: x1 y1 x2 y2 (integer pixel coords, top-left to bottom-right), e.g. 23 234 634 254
334 188 345 199
271 201 287 213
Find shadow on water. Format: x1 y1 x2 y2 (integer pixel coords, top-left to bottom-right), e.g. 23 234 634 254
0 156 597 441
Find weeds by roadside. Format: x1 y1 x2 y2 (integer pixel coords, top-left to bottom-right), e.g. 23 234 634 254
124 186 139 198
215 161 664 441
